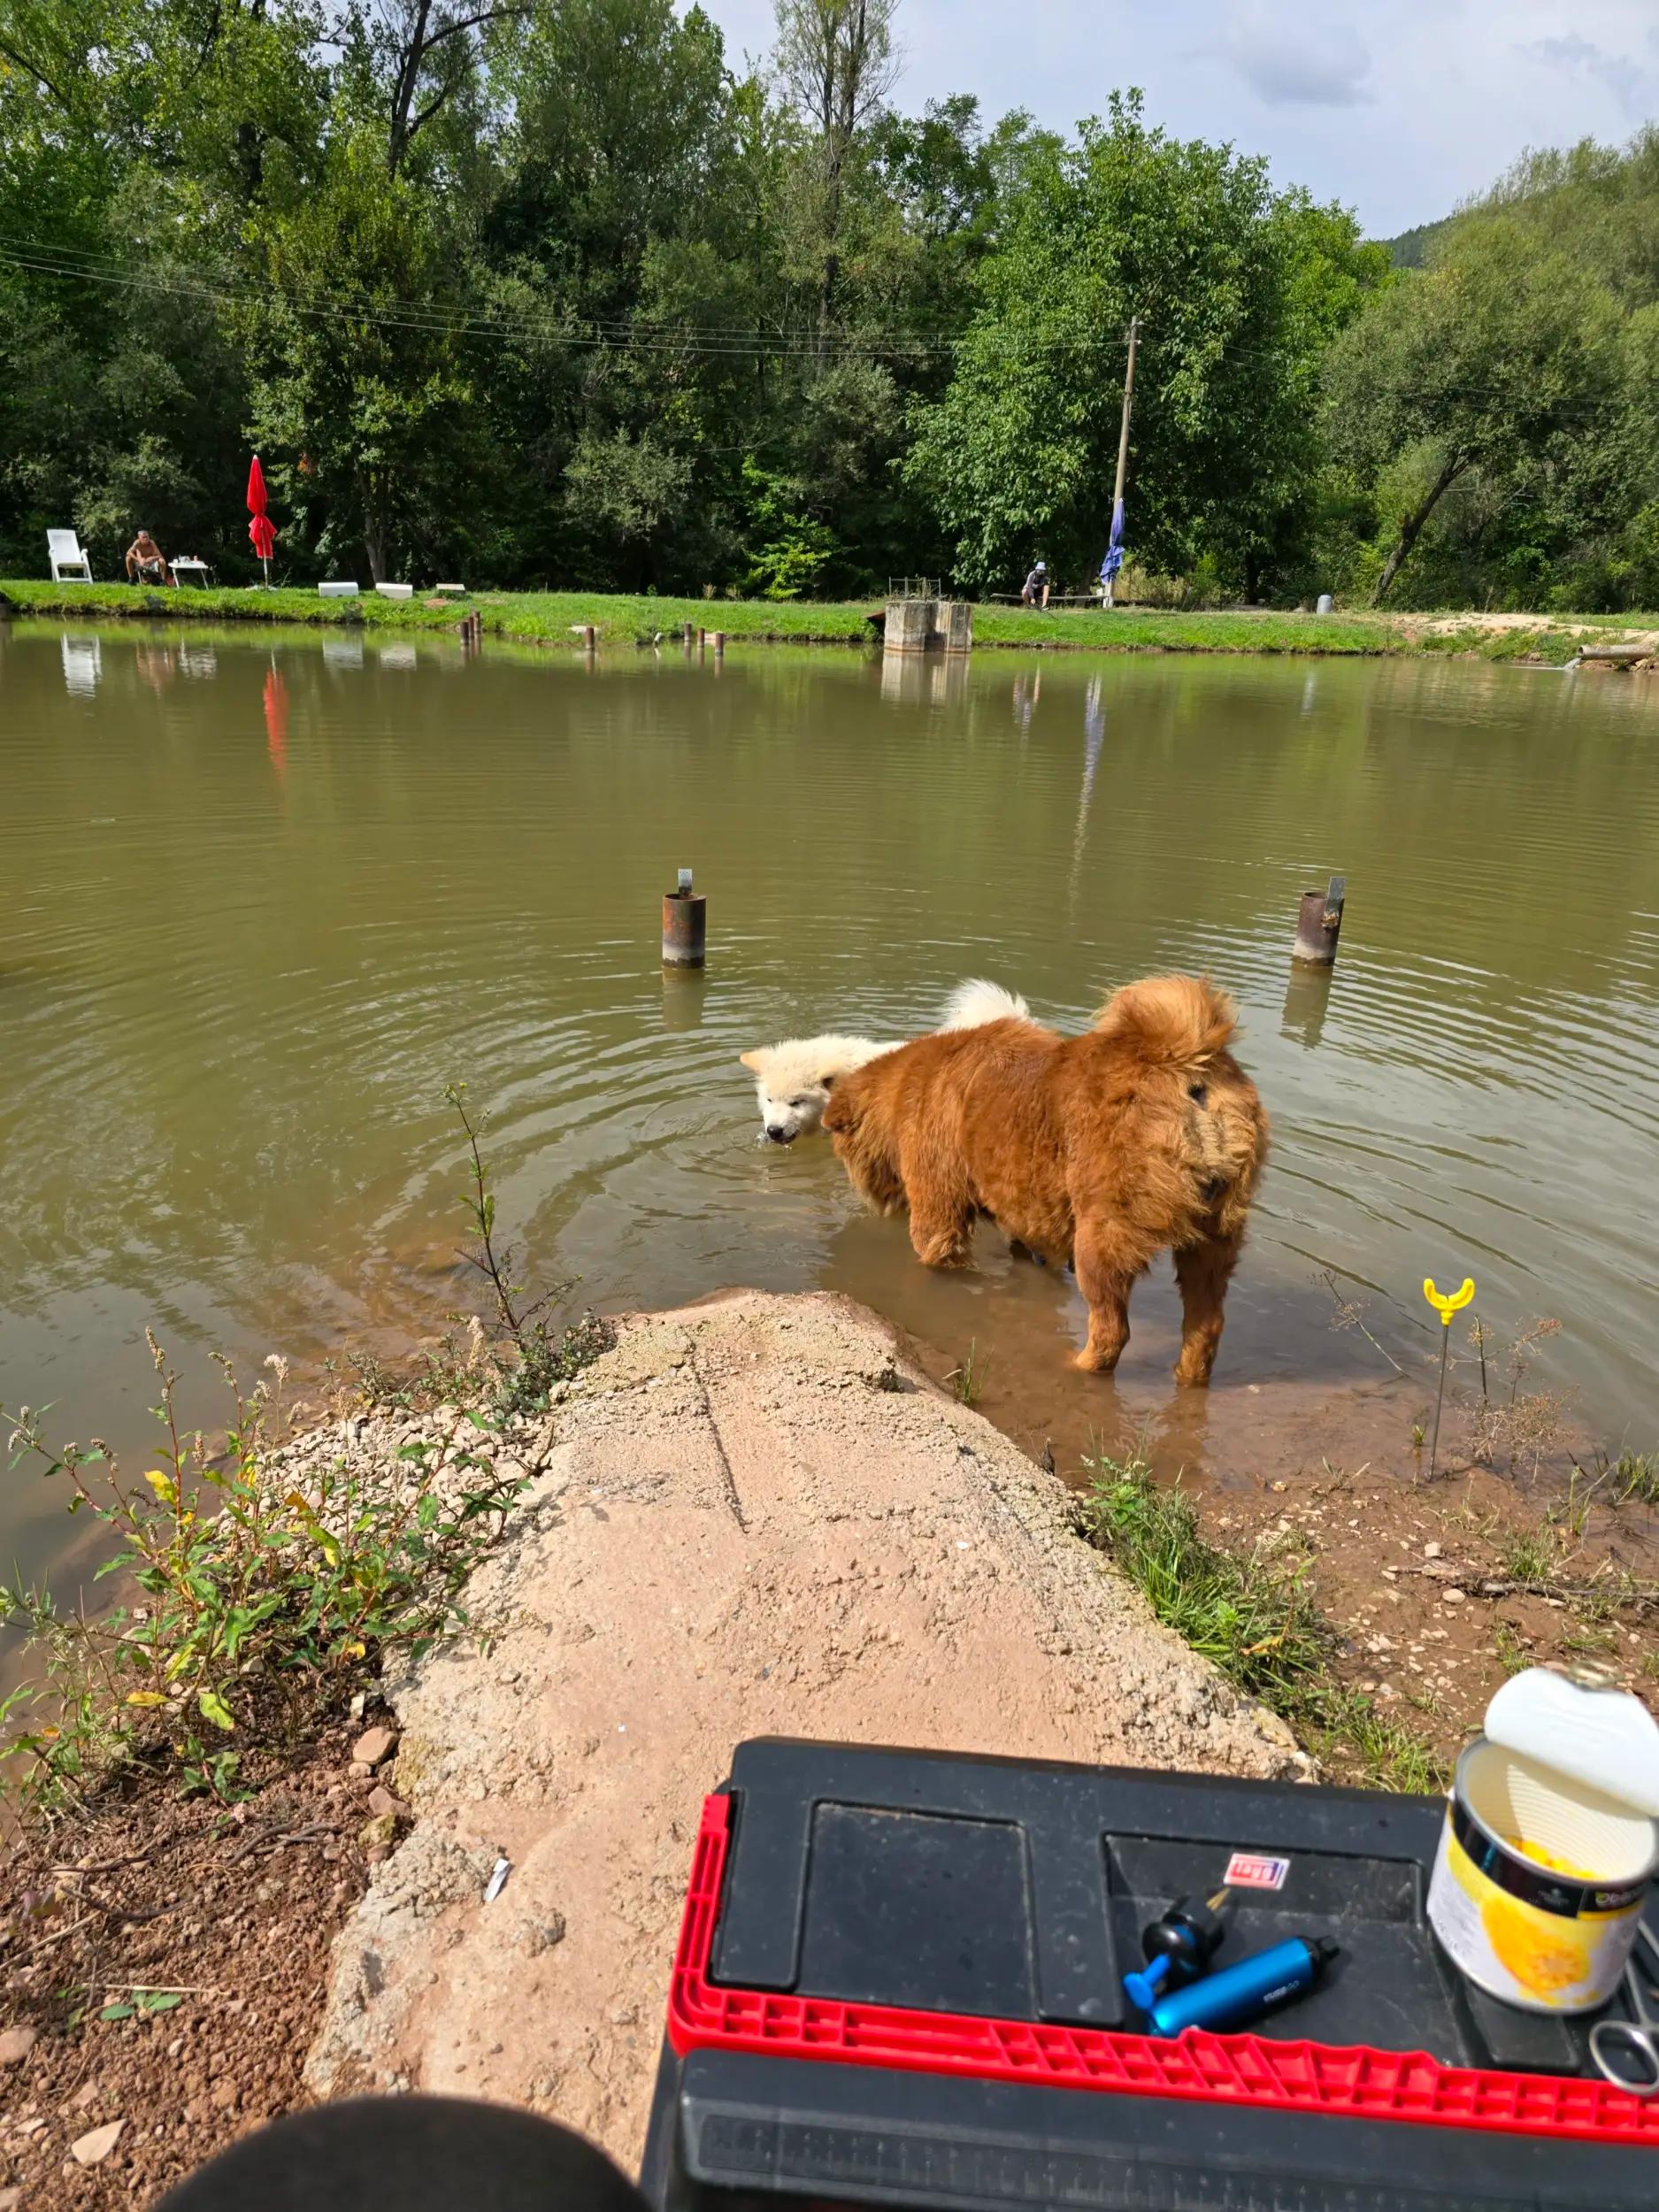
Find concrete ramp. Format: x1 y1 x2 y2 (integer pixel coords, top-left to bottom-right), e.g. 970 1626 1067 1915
303 1291 1299 2165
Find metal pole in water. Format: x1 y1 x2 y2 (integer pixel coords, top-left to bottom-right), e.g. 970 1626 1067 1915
1422 1276 1474 1480
1293 874 1346 965
1428 1326 1451 1479
663 868 707 967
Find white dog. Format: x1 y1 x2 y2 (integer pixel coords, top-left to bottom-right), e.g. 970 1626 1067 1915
741 979 1030 1145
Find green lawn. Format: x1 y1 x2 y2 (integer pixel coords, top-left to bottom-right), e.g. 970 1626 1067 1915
2 577 1650 662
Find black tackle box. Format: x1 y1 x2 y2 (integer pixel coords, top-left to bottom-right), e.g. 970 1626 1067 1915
638 1738 1659 2212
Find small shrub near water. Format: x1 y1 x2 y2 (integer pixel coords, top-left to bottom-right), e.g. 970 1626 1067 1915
1 1337 535 1814
1081 1454 1447 1792
0 1087 612 1820
948 1340 986 1407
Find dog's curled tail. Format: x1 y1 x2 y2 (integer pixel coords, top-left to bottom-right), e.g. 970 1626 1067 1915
939 978 1032 1031
1094 973 1237 1064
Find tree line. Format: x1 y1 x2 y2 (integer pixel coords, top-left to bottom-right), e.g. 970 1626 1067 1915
2 0 1655 611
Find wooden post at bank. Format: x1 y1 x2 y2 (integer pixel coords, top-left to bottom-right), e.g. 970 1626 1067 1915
1293 874 1346 965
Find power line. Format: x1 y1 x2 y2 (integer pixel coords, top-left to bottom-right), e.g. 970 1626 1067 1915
0 231 1621 422
0 229 1141 364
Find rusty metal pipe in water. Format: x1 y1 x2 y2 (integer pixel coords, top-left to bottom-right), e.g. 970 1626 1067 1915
662 868 707 967
1293 874 1345 965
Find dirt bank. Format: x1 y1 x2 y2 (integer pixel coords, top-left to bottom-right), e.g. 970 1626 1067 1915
1 1711 373 2210
301 1290 1300 2169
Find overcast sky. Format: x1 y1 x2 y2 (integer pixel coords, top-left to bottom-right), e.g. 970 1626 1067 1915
692 0 1659 237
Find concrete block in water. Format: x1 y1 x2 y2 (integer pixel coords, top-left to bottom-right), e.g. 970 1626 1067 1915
884 596 934 652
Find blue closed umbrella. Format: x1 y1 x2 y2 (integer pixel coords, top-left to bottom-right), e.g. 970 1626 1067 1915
1100 497 1125 586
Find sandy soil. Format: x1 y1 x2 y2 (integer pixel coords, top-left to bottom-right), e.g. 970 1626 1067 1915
301 1290 1301 2169
1404 610 1659 642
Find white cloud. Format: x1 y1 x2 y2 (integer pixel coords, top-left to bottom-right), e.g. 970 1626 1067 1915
1522 30 1657 119
1215 15 1372 107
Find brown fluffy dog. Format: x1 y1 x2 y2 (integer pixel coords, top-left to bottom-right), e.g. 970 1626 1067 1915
821 974 1268 1384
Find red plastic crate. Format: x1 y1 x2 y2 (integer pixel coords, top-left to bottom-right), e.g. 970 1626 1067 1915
667 1791 1659 2147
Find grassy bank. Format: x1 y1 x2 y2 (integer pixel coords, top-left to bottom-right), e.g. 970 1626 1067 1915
1081 1454 1445 1793
5 577 1652 661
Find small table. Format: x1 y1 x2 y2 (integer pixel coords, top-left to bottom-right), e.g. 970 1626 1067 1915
172 558 214 588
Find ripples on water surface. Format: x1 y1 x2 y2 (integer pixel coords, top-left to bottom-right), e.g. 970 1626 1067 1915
3 623 1657 1581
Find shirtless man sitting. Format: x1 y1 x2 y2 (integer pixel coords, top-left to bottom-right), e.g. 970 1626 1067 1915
125 530 174 587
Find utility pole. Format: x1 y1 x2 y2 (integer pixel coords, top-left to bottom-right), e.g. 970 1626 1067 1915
1102 315 1141 609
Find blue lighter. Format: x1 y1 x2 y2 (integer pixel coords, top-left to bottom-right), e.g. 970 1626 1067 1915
1147 1936 1339 2037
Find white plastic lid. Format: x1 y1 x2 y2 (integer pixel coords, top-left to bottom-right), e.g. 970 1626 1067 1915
1485 1666 1659 1817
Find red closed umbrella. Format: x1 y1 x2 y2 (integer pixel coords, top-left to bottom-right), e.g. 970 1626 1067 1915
247 454 276 586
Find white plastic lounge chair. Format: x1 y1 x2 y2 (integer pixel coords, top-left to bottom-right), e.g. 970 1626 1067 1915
48 529 93 582
319 580 360 598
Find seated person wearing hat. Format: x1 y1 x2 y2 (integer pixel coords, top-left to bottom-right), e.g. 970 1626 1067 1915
125 530 175 587
1021 561 1050 607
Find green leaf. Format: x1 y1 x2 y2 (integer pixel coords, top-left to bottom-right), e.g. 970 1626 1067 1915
139 1991 183 2013
196 1687 235 1732
100 2001 136 2021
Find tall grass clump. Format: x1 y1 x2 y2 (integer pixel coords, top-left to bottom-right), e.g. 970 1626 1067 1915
1081 1453 1446 1792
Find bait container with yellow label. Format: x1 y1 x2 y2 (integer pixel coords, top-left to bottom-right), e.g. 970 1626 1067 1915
1428 1666 1659 2013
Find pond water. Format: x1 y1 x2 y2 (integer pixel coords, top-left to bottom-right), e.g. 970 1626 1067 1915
3 620 1658 1589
